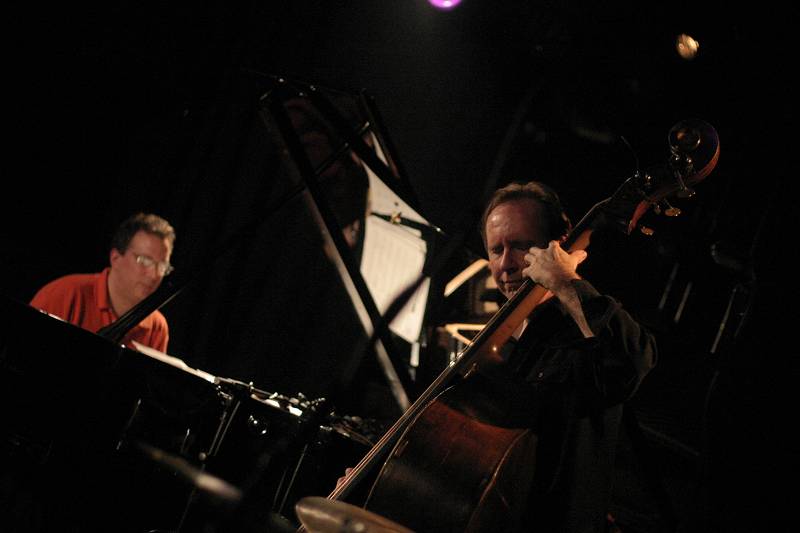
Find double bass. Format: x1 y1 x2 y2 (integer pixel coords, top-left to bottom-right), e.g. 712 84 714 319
299 119 720 532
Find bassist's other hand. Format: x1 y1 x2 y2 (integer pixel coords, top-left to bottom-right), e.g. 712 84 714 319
337 467 354 488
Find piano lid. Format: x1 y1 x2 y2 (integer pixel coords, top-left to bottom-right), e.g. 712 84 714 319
0 295 221 451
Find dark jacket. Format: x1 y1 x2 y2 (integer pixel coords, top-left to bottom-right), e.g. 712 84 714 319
508 279 657 532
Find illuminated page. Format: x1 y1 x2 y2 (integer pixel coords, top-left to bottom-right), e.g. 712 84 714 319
358 132 431 344
361 214 429 344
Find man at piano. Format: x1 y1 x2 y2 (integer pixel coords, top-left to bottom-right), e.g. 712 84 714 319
29 212 176 352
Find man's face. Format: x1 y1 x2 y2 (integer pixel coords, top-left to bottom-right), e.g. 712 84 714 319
109 230 172 306
485 198 551 299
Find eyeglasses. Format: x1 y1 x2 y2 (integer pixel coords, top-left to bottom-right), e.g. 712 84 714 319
133 253 175 276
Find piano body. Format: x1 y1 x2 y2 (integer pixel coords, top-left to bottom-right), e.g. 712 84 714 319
1 294 375 532
0 295 223 531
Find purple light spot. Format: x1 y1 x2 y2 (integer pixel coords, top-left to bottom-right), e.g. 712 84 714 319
429 0 462 10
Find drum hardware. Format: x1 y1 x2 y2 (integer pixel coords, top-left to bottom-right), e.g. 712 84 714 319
174 387 331 531
204 381 247 460
273 437 314 516
120 373 376 532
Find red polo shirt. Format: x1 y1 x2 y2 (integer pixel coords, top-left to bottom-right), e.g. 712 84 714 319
30 267 169 352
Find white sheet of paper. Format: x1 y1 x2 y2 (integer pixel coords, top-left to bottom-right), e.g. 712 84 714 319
360 215 430 344
130 340 217 384
358 141 430 344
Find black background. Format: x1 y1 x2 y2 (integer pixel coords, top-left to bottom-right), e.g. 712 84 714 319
2 1 793 532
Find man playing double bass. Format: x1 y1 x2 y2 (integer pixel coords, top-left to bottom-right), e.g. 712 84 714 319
480 180 657 532
333 180 657 532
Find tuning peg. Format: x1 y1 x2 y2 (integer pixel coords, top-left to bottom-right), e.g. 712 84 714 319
659 199 682 217
667 159 696 198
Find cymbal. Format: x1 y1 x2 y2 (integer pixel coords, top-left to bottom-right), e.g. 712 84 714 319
134 441 241 506
295 496 414 533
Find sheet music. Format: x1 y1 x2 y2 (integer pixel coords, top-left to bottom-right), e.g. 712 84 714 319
361 215 430 344
360 138 430 344
130 340 217 384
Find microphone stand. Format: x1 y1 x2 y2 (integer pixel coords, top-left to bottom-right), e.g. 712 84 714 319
216 76 496 530
196 75 437 531
257 77 511 511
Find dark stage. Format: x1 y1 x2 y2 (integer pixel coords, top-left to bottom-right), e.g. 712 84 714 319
1 2 792 532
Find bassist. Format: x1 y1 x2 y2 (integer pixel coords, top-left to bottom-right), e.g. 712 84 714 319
481 181 657 532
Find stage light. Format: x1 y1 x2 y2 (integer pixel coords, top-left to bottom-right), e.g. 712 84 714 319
676 33 700 60
429 0 463 11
